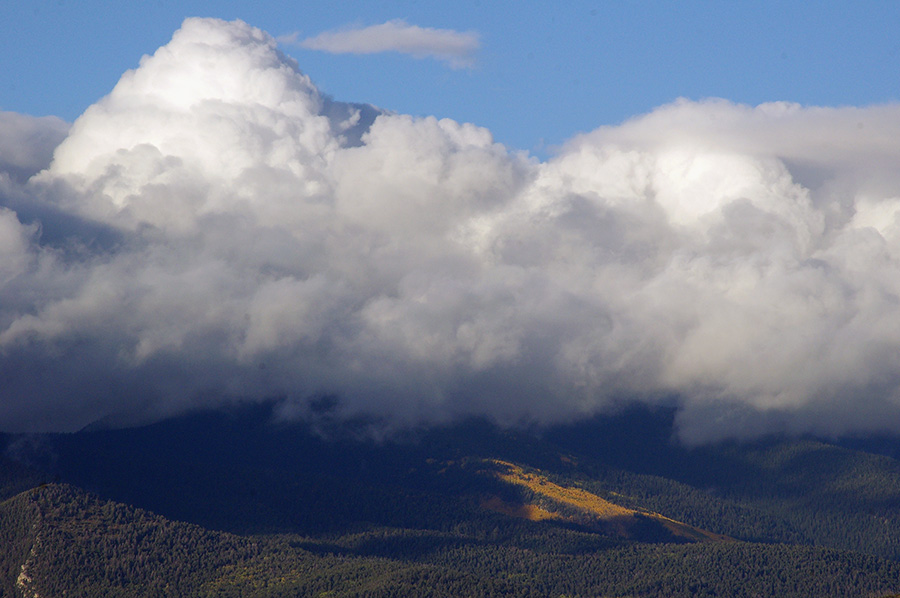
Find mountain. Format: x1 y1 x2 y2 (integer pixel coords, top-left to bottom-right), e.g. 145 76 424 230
3 402 900 597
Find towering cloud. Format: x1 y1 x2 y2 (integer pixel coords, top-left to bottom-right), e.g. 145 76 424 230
2 18 900 442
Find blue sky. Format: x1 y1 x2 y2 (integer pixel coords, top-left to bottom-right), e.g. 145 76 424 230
4 1 899 155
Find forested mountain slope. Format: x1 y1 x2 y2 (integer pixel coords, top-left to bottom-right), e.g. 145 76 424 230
2 403 900 596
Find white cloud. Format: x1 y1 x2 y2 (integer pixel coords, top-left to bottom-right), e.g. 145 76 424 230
3 18 900 443
286 19 480 69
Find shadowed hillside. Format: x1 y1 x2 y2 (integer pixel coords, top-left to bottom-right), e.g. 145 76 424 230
3 403 900 596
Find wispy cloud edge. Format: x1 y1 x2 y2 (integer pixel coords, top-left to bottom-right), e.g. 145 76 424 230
282 19 480 69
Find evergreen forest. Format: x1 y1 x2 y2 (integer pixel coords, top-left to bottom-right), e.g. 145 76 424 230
4 402 900 597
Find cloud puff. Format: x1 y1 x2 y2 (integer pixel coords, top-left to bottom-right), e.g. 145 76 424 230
3 18 900 443
0 112 68 183
287 19 480 68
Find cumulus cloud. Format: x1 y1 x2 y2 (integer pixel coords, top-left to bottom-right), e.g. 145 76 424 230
0 112 68 183
286 19 480 68
3 18 900 443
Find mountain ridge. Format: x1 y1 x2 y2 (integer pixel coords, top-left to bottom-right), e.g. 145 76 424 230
4 403 900 596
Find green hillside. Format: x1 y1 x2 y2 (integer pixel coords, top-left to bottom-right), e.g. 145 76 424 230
3 404 900 596
5 483 900 597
